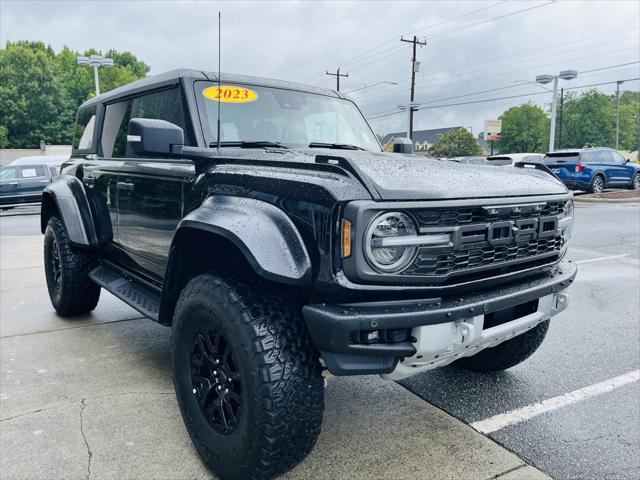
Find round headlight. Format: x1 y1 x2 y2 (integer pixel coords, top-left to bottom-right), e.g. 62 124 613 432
559 199 574 240
364 212 418 273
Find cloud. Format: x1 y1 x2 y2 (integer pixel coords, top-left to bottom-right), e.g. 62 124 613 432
2 0 639 136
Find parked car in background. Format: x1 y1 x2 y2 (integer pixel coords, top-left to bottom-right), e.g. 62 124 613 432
486 153 544 166
0 164 58 208
542 148 640 193
10 155 68 177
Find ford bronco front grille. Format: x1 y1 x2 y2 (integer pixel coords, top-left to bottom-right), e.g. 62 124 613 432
404 235 563 276
401 200 567 280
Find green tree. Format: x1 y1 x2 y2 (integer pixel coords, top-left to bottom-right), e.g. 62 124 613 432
618 102 639 152
497 103 549 153
0 41 150 148
428 128 482 157
561 89 615 149
0 125 8 148
0 41 68 148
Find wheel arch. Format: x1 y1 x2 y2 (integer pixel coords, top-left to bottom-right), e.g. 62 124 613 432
158 195 313 325
41 176 101 247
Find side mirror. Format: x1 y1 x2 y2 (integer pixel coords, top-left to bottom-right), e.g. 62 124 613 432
393 137 414 154
127 118 184 156
626 158 630 163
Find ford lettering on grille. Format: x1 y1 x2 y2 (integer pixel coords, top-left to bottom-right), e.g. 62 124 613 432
404 202 566 278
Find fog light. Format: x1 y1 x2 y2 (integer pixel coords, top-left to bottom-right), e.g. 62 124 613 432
366 331 380 343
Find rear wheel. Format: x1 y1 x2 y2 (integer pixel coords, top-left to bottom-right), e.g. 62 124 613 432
589 174 604 194
631 172 640 190
44 216 100 316
172 272 324 480
455 320 549 372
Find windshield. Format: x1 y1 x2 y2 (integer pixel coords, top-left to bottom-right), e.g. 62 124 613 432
195 82 381 151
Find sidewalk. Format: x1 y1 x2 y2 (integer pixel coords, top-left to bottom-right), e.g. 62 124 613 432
0 235 550 480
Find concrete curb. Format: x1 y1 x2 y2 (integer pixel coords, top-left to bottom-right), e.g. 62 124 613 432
574 196 640 203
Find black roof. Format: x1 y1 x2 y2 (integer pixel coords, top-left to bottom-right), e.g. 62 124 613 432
80 68 342 108
380 126 465 146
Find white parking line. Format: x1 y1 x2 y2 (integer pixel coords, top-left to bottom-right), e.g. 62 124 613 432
575 253 630 265
471 370 640 434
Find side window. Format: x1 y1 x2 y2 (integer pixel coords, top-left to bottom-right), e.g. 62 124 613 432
598 151 613 163
102 100 132 158
0 167 18 180
102 88 193 159
20 166 46 178
74 106 97 151
610 151 626 164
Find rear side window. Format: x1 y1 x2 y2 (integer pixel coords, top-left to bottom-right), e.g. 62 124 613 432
101 87 193 158
74 106 97 151
580 151 610 163
20 166 46 178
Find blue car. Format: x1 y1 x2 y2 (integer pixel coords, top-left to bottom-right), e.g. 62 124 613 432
542 147 640 193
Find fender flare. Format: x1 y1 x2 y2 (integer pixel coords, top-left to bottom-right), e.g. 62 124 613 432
41 175 100 247
173 195 313 286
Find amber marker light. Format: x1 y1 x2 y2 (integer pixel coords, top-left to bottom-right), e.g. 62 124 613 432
342 219 352 258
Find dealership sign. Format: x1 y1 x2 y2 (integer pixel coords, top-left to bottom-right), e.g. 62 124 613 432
484 119 502 141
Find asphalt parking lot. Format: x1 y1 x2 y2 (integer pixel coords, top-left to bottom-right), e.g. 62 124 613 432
1 200 638 479
403 201 640 479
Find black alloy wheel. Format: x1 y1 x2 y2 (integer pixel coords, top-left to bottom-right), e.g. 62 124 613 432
191 329 241 435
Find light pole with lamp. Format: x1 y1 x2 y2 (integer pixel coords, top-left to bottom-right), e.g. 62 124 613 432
77 54 114 96
535 70 577 152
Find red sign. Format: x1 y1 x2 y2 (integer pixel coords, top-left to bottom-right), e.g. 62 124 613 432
487 134 501 141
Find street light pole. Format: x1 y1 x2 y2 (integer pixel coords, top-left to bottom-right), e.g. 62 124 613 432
549 76 559 153
77 55 114 96
535 70 577 152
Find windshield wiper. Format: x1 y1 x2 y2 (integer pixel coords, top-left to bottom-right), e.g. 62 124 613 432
210 141 289 149
308 142 365 151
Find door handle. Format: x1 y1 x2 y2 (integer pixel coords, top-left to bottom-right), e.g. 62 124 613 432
116 182 134 192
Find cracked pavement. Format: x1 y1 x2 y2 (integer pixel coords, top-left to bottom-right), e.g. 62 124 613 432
0 208 556 479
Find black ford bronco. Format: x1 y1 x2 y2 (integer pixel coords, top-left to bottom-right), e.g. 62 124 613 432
41 69 576 480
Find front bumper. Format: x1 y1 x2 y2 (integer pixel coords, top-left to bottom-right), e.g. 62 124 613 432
303 261 577 377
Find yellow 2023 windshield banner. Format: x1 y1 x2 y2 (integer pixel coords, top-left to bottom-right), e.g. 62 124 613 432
203 85 259 103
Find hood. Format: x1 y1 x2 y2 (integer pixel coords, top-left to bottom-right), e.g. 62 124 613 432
306 150 568 200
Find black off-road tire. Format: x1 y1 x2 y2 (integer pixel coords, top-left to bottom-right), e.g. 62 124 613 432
172 272 324 480
455 320 549 372
44 216 100 316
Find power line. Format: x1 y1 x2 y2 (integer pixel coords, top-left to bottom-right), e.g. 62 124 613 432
357 44 639 106
301 1 505 82
365 77 640 120
355 31 640 103
302 0 556 83
350 28 640 101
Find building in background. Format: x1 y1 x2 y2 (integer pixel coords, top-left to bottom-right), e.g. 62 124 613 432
380 126 469 155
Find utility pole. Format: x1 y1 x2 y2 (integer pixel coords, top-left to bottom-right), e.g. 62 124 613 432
326 67 348 91
558 87 564 150
616 80 624 149
400 35 426 141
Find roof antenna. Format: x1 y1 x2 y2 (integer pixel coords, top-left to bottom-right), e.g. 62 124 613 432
216 11 222 151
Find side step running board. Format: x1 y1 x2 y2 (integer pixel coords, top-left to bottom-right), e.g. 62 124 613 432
89 265 161 321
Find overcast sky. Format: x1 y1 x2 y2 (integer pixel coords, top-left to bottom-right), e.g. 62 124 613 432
2 0 639 136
